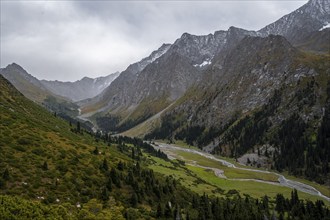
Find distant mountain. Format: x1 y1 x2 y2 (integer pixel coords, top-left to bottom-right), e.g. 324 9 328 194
80 44 172 122
0 63 57 103
41 72 119 102
81 27 263 131
0 63 89 126
259 0 330 43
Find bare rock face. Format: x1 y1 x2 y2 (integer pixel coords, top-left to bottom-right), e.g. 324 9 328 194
259 0 330 43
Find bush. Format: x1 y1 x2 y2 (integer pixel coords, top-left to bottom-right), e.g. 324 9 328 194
31 148 45 156
17 138 32 145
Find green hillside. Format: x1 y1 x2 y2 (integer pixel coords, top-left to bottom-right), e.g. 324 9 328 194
0 75 186 219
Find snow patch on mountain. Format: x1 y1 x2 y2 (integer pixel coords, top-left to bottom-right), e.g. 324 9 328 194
194 59 212 67
137 44 171 73
319 22 330 30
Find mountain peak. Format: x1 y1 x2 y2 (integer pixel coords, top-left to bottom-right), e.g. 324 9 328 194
7 63 25 72
259 0 330 43
181 32 191 39
228 26 241 31
80 76 93 81
308 0 329 7
306 0 330 15
3 63 32 79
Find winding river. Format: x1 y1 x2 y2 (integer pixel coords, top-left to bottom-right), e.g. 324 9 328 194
153 142 330 202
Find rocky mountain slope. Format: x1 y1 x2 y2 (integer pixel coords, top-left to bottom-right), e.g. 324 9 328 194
80 44 171 113
146 34 330 184
41 72 119 102
82 27 262 132
140 0 329 183
83 0 329 134
163 35 300 128
259 0 330 43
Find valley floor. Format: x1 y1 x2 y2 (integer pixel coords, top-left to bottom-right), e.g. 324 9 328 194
150 141 330 204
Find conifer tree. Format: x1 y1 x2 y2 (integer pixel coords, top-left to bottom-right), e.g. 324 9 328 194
291 189 299 206
93 146 99 155
76 121 81 133
164 202 172 218
131 193 138 207
101 187 109 201
42 161 48 171
275 193 285 213
102 158 109 171
106 178 112 192
156 203 163 218
2 168 9 180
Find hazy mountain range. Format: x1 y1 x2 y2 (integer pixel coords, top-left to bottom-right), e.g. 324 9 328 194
0 64 119 103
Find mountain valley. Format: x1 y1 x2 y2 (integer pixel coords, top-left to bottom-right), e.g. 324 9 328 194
1 0 330 219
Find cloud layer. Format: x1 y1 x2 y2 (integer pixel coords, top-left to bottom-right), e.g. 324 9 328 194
1 1 308 81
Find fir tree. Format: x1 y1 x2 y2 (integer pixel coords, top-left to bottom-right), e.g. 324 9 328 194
42 161 48 171
291 189 299 206
156 203 163 218
106 178 112 192
93 146 99 155
131 193 138 207
164 202 172 218
2 168 9 180
76 121 81 133
101 187 109 201
102 158 109 171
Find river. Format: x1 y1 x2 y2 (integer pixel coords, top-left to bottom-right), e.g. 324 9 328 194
152 142 330 202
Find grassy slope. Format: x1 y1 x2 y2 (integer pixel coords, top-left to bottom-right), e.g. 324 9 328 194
0 76 130 203
4 72 51 103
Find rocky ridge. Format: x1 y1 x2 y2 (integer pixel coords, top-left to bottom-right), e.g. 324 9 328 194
259 0 330 42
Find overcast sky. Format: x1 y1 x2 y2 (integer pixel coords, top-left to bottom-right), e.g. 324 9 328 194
1 0 308 82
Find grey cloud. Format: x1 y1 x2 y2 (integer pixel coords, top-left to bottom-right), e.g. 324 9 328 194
1 1 308 81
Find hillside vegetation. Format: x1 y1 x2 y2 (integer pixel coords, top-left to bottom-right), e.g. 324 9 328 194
1 73 330 219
